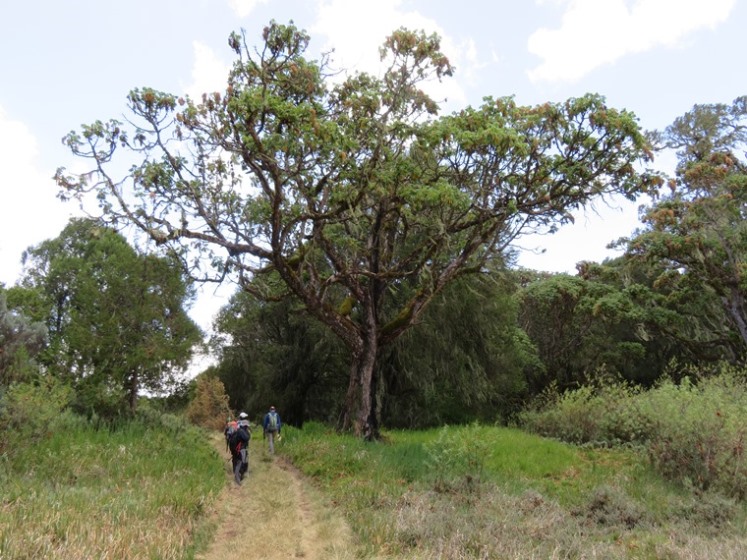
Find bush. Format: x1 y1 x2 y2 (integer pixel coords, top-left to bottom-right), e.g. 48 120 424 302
519 364 747 500
640 373 747 498
0 376 73 456
519 376 644 446
185 375 231 430
423 425 490 492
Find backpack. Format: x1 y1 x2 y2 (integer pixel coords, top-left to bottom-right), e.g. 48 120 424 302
228 429 242 456
267 411 279 431
225 421 237 450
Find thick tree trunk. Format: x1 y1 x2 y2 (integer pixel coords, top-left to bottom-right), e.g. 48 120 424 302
341 332 379 439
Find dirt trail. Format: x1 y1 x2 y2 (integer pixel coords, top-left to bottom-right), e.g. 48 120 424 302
196 432 358 560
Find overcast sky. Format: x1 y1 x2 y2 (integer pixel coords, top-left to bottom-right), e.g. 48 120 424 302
1 0 744 338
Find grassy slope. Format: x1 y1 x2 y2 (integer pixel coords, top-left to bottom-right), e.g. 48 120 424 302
3 419 746 559
281 422 747 560
0 416 223 560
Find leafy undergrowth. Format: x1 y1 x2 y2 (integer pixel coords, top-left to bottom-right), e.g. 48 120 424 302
280 422 747 560
0 414 223 559
520 367 747 499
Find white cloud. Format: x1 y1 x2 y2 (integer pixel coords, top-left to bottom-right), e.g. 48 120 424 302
310 0 469 110
528 0 736 83
228 0 267 18
0 107 74 285
182 41 232 99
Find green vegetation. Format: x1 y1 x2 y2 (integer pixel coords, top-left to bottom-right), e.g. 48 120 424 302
279 421 747 559
2 383 747 559
0 413 223 559
13 218 201 417
1 18 746 560
56 21 659 437
521 365 747 499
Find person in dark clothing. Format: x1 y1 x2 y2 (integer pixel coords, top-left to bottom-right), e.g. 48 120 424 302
230 418 251 485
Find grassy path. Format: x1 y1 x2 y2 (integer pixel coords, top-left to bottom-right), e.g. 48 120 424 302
196 432 358 560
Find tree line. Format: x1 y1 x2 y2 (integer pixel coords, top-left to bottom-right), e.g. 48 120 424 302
1 21 744 439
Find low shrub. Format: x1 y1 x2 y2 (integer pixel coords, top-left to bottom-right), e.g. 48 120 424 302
519 364 747 500
0 376 73 456
519 376 644 446
423 424 490 493
641 373 747 498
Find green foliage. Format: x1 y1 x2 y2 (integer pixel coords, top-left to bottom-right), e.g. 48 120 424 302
19 218 202 416
0 376 73 456
519 374 647 445
211 289 349 425
0 292 47 386
213 268 536 429
423 424 490 492
640 369 747 498
379 270 536 427
520 364 747 500
620 96 747 355
57 21 659 437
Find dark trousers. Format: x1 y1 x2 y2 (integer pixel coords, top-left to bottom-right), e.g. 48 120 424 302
232 449 248 484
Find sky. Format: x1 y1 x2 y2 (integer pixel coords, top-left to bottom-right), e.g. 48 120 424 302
1 0 745 343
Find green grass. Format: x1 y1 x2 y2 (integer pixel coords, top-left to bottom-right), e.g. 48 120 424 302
0 415 224 560
3 414 746 559
280 422 747 559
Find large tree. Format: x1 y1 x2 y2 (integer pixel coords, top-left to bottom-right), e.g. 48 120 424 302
619 96 747 356
20 218 201 414
56 22 659 437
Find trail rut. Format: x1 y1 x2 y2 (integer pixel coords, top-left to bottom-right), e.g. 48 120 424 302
196 433 358 560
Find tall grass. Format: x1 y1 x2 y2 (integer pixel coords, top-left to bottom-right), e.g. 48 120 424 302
0 413 223 559
280 421 747 559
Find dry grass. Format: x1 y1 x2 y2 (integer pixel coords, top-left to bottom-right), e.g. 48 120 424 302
0 418 221 560
376 486 747 559
0 482 203 559
196 433 358 560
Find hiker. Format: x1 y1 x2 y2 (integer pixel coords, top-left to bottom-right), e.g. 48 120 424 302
262 406 282 454
229 415 251 485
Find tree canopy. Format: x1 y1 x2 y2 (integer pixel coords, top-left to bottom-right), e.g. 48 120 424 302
56 21 660 437
619 96 747 357
20 218 202 415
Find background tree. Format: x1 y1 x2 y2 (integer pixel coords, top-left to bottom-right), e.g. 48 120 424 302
56 22 659 437
211 291 349 426
0 291 47 386
20 218 202 416
211 262 537 429
185 374 231 430
378 264 538 427
619 96 747 359
515 271 651 390
517 256 736 393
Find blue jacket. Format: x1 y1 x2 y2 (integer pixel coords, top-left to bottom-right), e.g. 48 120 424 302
263 410 281 432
